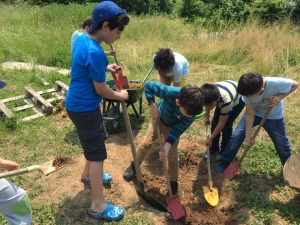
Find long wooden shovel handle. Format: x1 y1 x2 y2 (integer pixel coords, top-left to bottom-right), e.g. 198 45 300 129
239 106 273 162
109 44 119 66
205 124 213 190
0 165 40 178
109 47 144 183
156 124 172 193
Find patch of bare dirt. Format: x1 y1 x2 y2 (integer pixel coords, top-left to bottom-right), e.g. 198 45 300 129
31 124 242 224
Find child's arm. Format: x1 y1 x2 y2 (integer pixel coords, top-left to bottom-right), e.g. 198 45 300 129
0 158 20 171
93 81 128 100
269 80 299 107
203 108 211 125
245 104 255 146
105 49 116 57
206 114 229 146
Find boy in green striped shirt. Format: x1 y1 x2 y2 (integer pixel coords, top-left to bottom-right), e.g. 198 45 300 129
200 81 245 159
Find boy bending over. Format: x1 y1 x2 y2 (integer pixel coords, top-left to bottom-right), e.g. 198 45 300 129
200 81 245 160
216 72 298 173
123 82 203 195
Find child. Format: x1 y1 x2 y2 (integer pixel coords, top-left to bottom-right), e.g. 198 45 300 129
70 15 116 57
65 1 129 221
153 48 189 87
123 81 203 195
216 72 299 173
200 81 245 160
0 81 32 225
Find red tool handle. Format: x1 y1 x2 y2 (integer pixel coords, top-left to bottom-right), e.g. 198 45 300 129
111 65 124 90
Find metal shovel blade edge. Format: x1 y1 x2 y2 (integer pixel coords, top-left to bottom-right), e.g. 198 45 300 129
202 186 219 206
223 161 241 180
135 185 168 212
166 194 186 220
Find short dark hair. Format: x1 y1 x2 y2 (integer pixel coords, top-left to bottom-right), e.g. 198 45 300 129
82 16 93 29
200 83 220 105
96 14 130 32
177 85 203 116
153 48 175 74
237 72 263 96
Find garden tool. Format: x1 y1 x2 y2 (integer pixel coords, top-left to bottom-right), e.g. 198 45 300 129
111 63 167 212
283 154 300 191
203 124 219 206
0 160 62 178
156 123 186 220
224 107 272 180
110 44 129 89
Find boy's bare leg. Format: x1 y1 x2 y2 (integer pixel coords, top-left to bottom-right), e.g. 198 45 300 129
89 160 107 212
81 160 90 179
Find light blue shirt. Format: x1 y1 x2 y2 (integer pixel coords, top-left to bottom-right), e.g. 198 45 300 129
242 77 292 119
70 30 85 53
153 52 189 83
66 34 108 112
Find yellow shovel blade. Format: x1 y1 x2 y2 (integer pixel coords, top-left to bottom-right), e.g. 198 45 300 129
203 186 219 206
39 160 57 175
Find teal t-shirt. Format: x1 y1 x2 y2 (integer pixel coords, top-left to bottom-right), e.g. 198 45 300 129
66 34 108 112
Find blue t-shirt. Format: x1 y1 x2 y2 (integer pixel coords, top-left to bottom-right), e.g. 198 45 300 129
66 34 108 112
242 77 292 119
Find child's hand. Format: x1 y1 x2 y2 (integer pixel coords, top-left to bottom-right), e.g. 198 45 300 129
205 136 212 147
246 136 255 146
203 116 210 125
0 159 20 171
106 64 118 72
159 142 171 161
119 90 128 100
269 96 280 107
108 49 116 57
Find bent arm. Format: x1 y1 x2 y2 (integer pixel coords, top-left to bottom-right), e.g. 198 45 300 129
93 81 127 100
277 80 299 100
210 114 229 140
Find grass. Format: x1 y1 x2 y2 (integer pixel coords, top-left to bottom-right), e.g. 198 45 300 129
1 2 300 224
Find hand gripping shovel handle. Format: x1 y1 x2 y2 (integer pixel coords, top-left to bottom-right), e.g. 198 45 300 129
238 106 273 162
109 44 119 65
0 165 40 178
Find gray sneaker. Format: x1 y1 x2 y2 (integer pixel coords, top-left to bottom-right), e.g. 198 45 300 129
123 161 136 180
202 150 221 160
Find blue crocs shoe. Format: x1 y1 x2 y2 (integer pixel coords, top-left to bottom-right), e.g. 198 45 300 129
215 161 230 173
81 172 112 184
89 202 124 221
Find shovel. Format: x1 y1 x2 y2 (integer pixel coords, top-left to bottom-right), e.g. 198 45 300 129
0 160 61 178
203 124 219 206
111 66 168 212
224 106 272 180
283 154 300 191
109 44 129 89
156 123 186 220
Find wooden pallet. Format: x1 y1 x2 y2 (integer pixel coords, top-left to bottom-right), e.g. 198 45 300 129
0 81 68 121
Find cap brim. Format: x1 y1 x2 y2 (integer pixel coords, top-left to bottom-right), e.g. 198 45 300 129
0 80 6 89
88 21 101 34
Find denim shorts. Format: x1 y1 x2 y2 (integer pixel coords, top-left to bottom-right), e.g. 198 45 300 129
67 108 107 161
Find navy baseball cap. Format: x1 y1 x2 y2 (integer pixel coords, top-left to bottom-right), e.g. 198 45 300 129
0 80 6 89
88 1 126 34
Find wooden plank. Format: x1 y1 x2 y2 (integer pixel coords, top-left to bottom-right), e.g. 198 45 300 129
55 81 69 93
22 113 44 121
24 87 53 114
2 88 55 103
0 101 13 118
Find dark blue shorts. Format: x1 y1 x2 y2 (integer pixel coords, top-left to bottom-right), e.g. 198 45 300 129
66 108 107 161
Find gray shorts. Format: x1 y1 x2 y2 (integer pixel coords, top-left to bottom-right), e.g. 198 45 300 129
0 179 32 225
67 108 107 161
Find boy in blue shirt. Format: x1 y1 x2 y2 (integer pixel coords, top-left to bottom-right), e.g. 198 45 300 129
123 82 203 195
216 72 299 173
200 81 245 160
66 1 129 221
